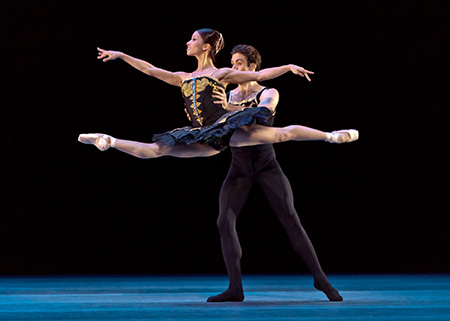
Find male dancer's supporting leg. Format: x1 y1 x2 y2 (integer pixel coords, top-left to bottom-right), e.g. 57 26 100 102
207 174 253 302
258 167 343 301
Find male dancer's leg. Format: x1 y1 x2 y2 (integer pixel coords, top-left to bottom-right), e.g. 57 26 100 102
257 167 343 301
207 173 253 302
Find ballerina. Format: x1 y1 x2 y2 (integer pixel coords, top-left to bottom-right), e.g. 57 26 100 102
79 28 358 158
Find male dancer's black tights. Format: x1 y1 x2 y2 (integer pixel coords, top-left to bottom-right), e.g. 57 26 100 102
207 144 342 302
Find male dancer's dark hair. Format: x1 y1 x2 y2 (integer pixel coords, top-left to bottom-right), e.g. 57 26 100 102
231 44 262 71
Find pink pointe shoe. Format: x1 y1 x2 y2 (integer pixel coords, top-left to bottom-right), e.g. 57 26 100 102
326 129 359 143
78 134 115 151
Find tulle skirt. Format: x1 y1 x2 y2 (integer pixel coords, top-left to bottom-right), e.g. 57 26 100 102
152 107 273 151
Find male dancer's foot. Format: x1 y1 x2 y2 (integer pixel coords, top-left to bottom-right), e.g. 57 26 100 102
314 277 343 301
207 288 245 303
326 129 359 143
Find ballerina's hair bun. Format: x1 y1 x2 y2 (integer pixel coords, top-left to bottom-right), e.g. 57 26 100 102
197 28 225 61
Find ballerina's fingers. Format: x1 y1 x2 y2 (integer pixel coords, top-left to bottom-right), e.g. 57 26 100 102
97 47 111 62
97 53 109 61
97 48 106 58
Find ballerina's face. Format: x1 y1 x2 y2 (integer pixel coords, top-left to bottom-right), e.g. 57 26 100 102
186 31 207 56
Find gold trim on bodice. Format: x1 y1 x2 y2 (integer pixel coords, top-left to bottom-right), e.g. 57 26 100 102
181 77 223 126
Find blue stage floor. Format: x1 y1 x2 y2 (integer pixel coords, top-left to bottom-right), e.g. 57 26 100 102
0 274 449 320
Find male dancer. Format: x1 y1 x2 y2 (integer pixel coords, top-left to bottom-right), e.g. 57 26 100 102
206 45 343 303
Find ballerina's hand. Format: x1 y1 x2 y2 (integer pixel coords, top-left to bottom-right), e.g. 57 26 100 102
97 47 122 62
289 65 314 81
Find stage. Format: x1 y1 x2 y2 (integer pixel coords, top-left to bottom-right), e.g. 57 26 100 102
0 274 449 320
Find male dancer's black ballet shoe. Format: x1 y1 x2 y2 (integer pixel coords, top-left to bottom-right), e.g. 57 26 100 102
326 129 359 144
206 289 245 303
78 133 115 151
314 278 343 301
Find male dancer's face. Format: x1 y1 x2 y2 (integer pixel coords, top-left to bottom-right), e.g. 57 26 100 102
231 53 257 72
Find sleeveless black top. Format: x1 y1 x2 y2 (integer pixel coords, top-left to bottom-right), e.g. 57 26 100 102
181 76 227 127
227 87 277 156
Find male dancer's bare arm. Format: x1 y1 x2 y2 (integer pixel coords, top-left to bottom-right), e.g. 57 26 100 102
256 89 279 112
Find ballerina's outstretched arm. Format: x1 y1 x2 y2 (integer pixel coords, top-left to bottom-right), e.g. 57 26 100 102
97 48 187 87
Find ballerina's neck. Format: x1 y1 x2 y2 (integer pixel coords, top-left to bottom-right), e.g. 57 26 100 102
194 53 216 72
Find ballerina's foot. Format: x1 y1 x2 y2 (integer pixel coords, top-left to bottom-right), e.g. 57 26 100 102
314 279 343 301
206 289 245 303
78 133 112 151
327 129 359 143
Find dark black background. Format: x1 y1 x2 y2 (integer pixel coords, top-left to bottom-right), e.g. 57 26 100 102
1 1 449 275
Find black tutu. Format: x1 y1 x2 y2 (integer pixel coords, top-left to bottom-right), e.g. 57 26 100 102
152 107 273 151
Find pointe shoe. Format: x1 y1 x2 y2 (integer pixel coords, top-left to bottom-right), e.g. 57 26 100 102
78 133 113 151
326 129 359 143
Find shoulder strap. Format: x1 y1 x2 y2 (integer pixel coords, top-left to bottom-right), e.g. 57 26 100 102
255 87 269 104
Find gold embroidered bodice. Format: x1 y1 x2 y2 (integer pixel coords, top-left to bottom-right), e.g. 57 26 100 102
181 76 227 127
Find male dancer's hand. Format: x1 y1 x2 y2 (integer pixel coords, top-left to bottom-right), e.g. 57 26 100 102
212 87 243 111
184 108 192 122
212 87 228 109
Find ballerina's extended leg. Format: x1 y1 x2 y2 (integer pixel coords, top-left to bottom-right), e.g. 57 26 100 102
229 125 359 147
78 133 219 158
326 129 359 144
78 134 115 151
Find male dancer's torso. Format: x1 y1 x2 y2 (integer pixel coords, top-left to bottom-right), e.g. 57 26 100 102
226 88 279 180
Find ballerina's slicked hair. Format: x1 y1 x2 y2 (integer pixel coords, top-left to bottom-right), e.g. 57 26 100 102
231 44 262 71
197 28 225 61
